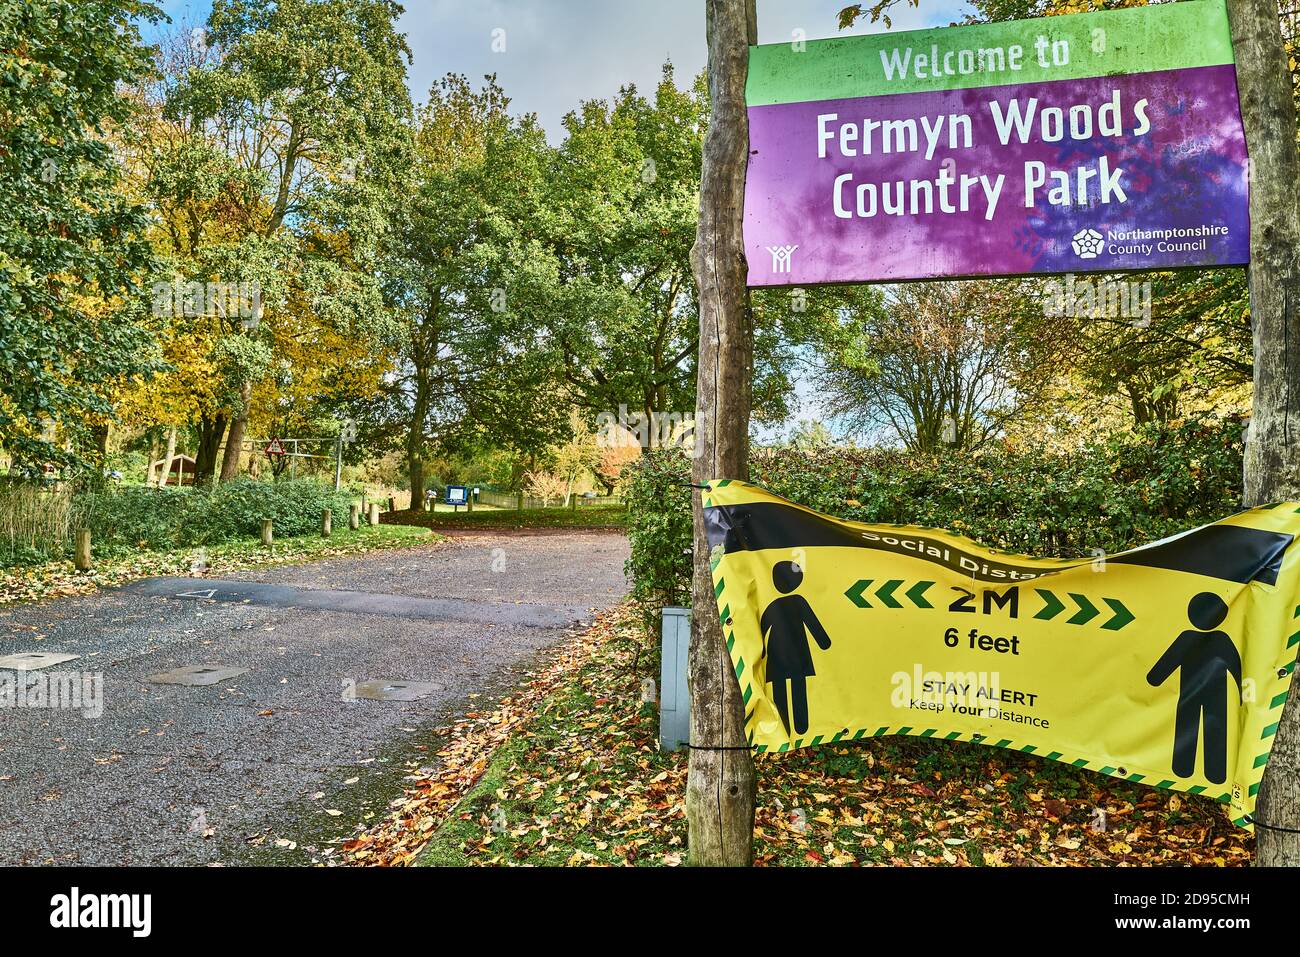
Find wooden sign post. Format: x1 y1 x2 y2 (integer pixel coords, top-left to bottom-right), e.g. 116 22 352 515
1227 0 1300 866
686 0 758 867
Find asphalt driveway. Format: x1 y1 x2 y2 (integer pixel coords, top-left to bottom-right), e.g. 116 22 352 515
0 529 628 865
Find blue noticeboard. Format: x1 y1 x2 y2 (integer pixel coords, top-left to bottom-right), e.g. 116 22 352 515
445 485 468 506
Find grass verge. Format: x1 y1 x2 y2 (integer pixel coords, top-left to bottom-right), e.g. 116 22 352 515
342 600 1253 867
0 524 436 608
386 505 626 531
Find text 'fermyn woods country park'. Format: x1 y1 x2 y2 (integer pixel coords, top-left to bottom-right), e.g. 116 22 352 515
817 92 1149 221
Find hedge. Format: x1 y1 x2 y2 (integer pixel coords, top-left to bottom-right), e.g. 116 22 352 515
0 479 358 566
624 416 1246 610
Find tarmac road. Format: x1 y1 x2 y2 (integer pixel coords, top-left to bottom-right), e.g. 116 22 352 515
0 529 628 865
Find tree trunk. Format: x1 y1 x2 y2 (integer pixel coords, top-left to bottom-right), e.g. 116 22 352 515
685 0 757 868
408 455 424 512
220 381 252 483
90 423 110 461
194 414 226 488
1228 0 1300 866
407 374 430 511
158 427 177 488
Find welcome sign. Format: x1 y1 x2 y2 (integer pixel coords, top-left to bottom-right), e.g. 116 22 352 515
703 481 1300 828
744 0 1250 286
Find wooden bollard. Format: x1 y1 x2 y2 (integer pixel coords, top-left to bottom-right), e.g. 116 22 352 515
349 503 360 530
261 518 273 547
74 529 92 571
368 503 379 526
466 493 473 513
321 509 332 538
388 495 396 513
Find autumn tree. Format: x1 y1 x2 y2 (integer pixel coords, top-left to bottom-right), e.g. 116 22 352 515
1007 269 1252 432
523 469 568 508
138 0 413 484
0 0 163 470
552 411 600 505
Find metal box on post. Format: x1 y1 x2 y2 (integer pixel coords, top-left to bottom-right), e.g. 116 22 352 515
660 606 691 751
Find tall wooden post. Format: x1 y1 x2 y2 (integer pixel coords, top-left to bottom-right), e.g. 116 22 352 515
686 0 757 867
1228 0 1300 866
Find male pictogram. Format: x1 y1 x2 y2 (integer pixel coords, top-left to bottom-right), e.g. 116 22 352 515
1146 592 1242 784
759 561 831 735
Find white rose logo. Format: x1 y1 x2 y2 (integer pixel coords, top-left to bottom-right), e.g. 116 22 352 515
1072 228 1104 260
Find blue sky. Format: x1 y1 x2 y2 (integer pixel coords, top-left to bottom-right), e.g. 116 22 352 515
147 0 975 139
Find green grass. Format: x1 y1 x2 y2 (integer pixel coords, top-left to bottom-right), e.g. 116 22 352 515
412 676 667 867
389 504 627 530
414 735 528 867
0 522 438 607
199 521 431 561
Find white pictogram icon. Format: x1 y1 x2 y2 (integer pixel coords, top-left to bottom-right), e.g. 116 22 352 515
766 244 798 274
1072 228 1104 260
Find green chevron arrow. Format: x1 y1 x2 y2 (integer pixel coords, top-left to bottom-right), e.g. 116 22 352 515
1101 597 1135 631
876 579 904 608
846 579 874 608
1033 589 1065 621
905 581 935 609
1068 593 1099 626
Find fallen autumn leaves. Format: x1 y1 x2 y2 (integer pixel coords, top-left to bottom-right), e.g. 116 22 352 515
0 525 435 608
340 600 1253 867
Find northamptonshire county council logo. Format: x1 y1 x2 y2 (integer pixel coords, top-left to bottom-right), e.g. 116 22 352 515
1071 228 1105 260
766 244 798 273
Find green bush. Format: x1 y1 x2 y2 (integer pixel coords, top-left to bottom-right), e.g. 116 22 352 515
623 450 696 608
0 479 357 565
624 417 1246 609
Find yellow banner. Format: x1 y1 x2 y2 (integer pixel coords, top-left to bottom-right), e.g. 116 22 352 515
704 480 1300 828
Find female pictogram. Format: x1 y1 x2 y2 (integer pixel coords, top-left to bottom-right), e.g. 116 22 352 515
759 561 832 735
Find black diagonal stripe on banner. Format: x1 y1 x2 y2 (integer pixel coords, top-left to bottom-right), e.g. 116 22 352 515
704 501 1294 586
1107 524 1293 586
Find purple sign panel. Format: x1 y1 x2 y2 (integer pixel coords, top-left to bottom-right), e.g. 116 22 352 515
743 2 1250 286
